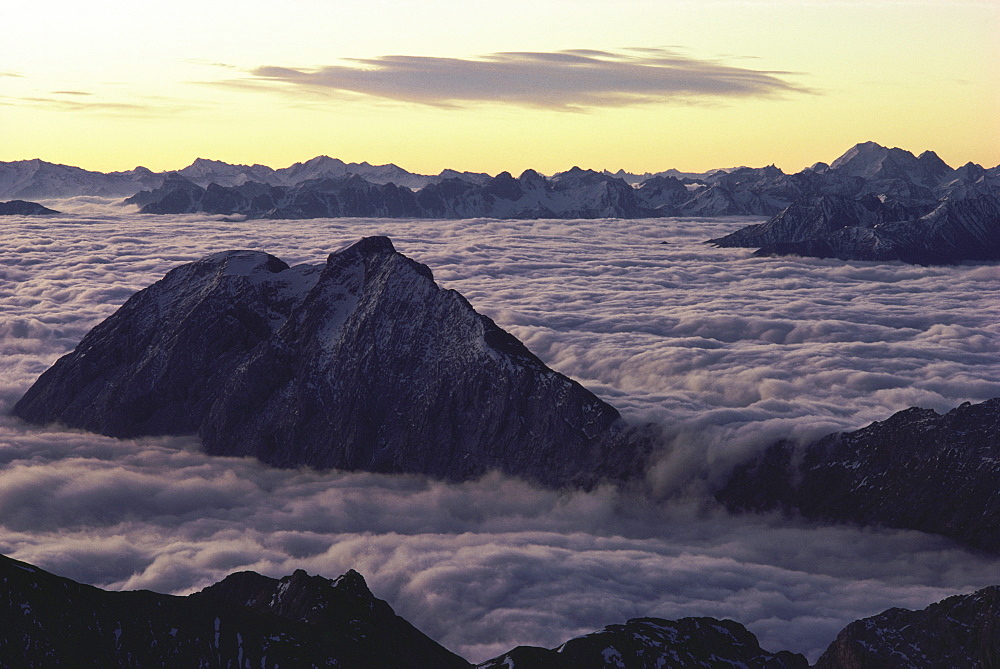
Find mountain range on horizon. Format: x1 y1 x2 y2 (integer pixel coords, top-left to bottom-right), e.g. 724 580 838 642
0 152 743 200
3 141 997 204
6 141 1000 265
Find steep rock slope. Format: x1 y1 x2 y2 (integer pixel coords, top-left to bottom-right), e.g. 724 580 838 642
708 194 924 249
12 237 645 486
478 617 808 668
814 586 1000 668
716 398 1000 553
0 553 469 668
747 193 1000 264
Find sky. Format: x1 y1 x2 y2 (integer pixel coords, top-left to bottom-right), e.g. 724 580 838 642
2 0 998 175
3 210 1000 661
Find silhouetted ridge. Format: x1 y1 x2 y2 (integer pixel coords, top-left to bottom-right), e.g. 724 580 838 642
0 553 469 668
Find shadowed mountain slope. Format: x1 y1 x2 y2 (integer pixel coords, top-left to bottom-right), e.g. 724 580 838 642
12 236 648 487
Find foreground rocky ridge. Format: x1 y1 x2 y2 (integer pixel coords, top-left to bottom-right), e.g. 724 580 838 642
12 236 648 487
0 553 468 668
3 553 996 668
814 586 1000 668
478 617 809 668
716 398 1000 553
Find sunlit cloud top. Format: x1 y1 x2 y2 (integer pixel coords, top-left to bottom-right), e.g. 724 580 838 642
244 48 813 111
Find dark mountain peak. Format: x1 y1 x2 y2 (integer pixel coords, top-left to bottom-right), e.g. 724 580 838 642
484 170 523 199
336 234 396 257
188 157 222 167
295 155 347 170
0 554 471 668
815 585 1000 668
954 161 987 182
332 568 368 590
324 234 432 284
917 148 950 167
13 239 646 487
718 397 1000 552
0 200 60 215
479 616 808 668
517 168 547 190
551 166 605 181
193 249 291 277
199 567 380 624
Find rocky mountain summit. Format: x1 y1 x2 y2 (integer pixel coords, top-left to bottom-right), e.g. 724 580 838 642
716 398 1000 553
478 617 808 668
0 553 468 668
814 585 1000 668
0 199 58 215
710 142 1000 264
12 236 647 487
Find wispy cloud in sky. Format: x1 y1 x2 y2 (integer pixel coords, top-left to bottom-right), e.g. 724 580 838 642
0 93 192 117
241 48 812 110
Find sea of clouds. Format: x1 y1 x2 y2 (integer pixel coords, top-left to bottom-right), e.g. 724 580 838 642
2 204 999 662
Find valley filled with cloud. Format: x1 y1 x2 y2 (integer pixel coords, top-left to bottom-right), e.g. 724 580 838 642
2 208 998 662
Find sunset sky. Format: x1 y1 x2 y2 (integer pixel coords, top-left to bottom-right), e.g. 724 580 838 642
3 0 998 175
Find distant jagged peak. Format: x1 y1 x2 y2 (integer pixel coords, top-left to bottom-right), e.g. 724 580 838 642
293 155 347 168
550 165 619 183
830 140 954 185
830 140 907 170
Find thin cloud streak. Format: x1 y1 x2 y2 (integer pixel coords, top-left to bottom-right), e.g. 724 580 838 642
244 48 814 110
0 94 193 116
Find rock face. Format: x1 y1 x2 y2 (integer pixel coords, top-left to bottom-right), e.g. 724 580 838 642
477 617 808 668
814 586 1000 668
5 550 999 667
708 194 925 249
716 398 1000 553
746 193 1000 264
12 236 645 487
0 553 469 668
196 569 470 668
0 199 59 215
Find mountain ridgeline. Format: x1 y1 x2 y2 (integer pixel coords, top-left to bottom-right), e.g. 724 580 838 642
5 142 998 237
0 553 469 668
708 141 1000 264
12 237 650 487
3 552 997 668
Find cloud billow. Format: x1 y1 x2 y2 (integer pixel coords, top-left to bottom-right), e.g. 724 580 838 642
248 48 811 110
3 211 999 663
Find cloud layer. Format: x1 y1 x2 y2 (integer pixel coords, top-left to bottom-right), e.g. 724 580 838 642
2 210 999 662
245 48 810 110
